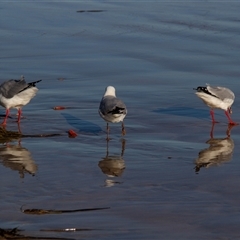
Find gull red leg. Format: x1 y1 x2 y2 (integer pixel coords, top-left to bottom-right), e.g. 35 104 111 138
2 109 10 125
224 111 238 125
210 109 218 123
17 109 22 123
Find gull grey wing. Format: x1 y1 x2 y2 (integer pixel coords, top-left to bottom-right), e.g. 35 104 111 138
207 85 235 101
100 96 127 115
0 79 28 99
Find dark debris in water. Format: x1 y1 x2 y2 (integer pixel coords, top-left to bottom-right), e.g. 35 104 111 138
22 133 61 138
0 227 74 239
0 127 21 143
0 126 61 142
21 206 110 215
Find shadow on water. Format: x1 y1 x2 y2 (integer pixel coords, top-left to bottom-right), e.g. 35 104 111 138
98 139 126 187
194 124 236 173
61 113 102 135
152 107 210 119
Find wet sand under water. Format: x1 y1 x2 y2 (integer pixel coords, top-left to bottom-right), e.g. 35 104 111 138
1 1 240 239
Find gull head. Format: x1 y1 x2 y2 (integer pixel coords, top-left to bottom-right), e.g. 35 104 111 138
104 86 116 97
228 107 232 114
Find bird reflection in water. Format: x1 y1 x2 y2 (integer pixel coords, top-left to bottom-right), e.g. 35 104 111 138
0 141 37 178
195 123 235 173
98 139 126 187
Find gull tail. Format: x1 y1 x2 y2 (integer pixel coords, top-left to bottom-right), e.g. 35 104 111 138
108 106 125 115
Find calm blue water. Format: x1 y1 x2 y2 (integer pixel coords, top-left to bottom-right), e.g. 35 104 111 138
1 1 240 239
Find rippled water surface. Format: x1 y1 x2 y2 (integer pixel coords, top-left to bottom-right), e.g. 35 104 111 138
1 1 240 239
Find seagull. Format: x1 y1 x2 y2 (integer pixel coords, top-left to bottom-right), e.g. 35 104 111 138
194 84 237 125
0 76 42 125
99 86 127 139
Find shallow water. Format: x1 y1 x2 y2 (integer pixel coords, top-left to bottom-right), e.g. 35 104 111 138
1 1 240 239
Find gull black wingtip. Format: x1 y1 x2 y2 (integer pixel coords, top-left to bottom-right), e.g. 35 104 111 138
29 79 42 86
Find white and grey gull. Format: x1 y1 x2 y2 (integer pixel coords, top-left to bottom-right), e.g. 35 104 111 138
99 86 127 139
0 75 42 125
194 84 237 125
